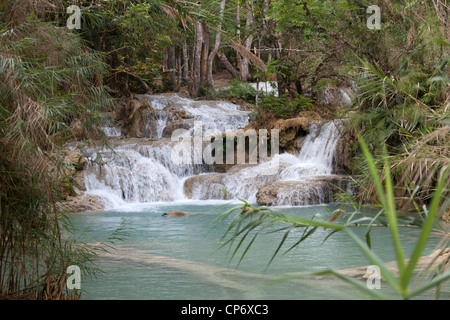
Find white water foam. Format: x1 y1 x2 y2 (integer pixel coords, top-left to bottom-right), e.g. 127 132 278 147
80 94 345 209
136 94 250 138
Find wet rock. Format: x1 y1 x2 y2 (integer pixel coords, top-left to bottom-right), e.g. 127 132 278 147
63 194 104 212
318 85 355 107
332 124 356 175
125 100 153 138
64 150 86 170
183 173 230 200
162 210 193 217
161 120 194 137
256 176 352 206
240 205 253 214
71 171 86 196
442 208 450 223
70 119 85 140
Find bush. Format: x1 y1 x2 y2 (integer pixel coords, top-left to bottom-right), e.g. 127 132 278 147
260 94 314 119
217 78 257 103
0 13 113 299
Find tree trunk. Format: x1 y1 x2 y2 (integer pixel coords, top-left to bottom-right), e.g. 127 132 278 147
200 23 210 87
217 51 241 79
176 51 182 91
206 0 226 89
240 0 254 81
274 32 285 97
191 20 203 96
236 1 242 77
182 42 189 80
167 46 176 83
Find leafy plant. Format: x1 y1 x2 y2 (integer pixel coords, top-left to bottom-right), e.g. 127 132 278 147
214 137 449 299
216 78 258 103
0 6 114 299
258 94 314 119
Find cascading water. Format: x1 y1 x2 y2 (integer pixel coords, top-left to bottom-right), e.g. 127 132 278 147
279 121 341 179
136 93 250 137
78 94 349 209
185 121 348 205
102 126 123 137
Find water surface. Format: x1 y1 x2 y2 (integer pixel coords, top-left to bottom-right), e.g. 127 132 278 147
70 201 447 300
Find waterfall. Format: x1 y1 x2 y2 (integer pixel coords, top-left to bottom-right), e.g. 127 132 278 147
136 93 250 138
185 121 346 205
102 126 123 137
81 142 213 208
279 121 340 179
143 111 168 138
78 94 349 209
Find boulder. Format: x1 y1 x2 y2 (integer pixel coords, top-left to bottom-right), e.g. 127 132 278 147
256 176 352 206
63 194 104 212
240 205 253 214
318 85 355 108
183 173 230 200
442 209 450 223
70 119 84 140
162 210 193 217
64 150 86 170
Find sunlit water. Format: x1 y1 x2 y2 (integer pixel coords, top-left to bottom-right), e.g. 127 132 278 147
69 201 448 300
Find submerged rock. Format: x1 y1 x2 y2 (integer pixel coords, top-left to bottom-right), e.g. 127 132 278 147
162 210 194 217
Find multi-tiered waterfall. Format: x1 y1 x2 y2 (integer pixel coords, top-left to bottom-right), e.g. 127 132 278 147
72 94 350 210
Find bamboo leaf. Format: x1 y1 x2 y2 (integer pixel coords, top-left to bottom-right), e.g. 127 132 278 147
401 169 448 291
365 230 372 249
343 228 402 293
382 145 406 278
407 271 450 299
265 229 290 271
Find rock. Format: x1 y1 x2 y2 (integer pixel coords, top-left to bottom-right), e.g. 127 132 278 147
125 100 153 138
333 124 356 175
247 115 323 154
443 209 450 223
162 210 193 217
63 194 104 212
240 205 253 214
272 117 310 153
61 150 87 196
71 171 86 196
336 249 450 279
64 150 86 170
161 120 194 138
318 85 355 108
70 119 85 140
183 173 230 200
256 176 352 206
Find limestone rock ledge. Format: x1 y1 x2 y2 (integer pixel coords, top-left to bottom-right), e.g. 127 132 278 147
59 194 105 213
256 175 353 206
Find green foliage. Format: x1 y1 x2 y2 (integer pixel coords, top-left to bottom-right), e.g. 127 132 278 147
217 79 258 103
80 0 187 93
259 94 314 119
351 53 449 205
0 9 114 299
215 139 449 300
